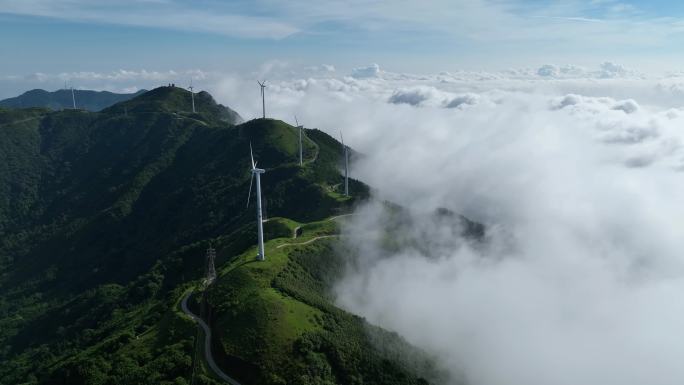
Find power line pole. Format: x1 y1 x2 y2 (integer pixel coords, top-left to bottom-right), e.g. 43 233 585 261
205 246 216 284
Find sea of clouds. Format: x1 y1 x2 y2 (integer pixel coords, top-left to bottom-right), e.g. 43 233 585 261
219 63 684 385
7 62 684 384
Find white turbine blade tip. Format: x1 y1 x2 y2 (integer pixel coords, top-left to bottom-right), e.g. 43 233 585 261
250 143 255 168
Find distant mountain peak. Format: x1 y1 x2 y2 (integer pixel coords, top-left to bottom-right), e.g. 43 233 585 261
104 86 243 124
0 88 146 111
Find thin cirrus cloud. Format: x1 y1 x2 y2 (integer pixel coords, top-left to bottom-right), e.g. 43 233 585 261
0 0 299 39
1 0 683 49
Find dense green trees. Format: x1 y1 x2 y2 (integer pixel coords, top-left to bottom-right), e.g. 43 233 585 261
0 87 438 385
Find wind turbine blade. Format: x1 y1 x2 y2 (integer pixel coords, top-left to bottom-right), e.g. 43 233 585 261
246 173 254 208
295 115 299 127
340 131 344 147
250 142 256 169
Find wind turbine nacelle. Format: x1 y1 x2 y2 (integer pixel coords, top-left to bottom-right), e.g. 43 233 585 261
252 168 265 174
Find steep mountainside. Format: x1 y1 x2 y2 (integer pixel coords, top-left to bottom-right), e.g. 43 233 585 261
0 89 147 112
0 87 436 385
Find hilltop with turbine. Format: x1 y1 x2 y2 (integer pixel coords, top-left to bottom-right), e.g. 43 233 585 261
0 86 444 385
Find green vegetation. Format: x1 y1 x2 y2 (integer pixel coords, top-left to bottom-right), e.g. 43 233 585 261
0 89 147 112
206 225 440 385
0 87 440 385
102 86 242 124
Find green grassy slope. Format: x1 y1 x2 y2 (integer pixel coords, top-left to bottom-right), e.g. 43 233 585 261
102 86 242 124
0 87 439 385
206 217 440 385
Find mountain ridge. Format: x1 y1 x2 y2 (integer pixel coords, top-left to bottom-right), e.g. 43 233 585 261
0 87 436 385
0 88 147 112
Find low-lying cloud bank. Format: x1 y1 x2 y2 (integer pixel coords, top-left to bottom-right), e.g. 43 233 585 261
210 63 684 385
7 61 684 384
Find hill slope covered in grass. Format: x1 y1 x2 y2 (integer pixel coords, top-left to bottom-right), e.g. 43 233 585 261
0 87 438 385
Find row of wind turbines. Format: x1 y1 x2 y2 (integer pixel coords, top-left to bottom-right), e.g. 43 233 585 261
67 79 344 264
245 80 350 261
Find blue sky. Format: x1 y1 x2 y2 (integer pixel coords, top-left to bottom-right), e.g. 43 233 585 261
1 0 684 90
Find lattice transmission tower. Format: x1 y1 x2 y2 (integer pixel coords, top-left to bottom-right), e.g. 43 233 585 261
205 246 216 284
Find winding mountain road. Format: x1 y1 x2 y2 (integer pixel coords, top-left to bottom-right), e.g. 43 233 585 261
181 292 241 385
181 215 352 380
276 234 338 249
276 214 352 248
302 129 320 165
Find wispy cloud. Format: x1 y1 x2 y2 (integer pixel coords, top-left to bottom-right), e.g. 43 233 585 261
0 0 299 39
532 15 605 23
1 0 682 47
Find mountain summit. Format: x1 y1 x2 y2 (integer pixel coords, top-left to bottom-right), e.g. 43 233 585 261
103 85 243 124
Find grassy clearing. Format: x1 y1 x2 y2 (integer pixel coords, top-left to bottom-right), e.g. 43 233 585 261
203 211 437 385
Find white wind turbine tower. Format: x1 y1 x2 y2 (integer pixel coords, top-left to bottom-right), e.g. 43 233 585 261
246 143 266 261
295 116 303 166
71 86 76 109
188 78 196 113
341 132 349 196
257 80 266 119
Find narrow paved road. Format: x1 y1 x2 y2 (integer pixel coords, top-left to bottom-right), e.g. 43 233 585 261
302 129 319 165
292 226 301 239
181 292 241 385
277 214 352 248
328 213 354 222
276 234 338 249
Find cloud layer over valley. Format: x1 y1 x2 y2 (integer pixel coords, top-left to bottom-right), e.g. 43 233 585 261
7 61 684 385
209 62 684 385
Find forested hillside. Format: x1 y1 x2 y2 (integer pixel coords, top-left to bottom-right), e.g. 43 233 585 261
0 86 438 385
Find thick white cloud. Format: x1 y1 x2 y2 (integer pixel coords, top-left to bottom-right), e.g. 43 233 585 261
612 99 640 113
4 60 684 384
445 93 479 109
388 86 447 106
599 61 631 78
351 63 382 79
203 64 684 385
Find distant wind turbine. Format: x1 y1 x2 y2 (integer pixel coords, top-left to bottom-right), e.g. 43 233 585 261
257 80 266 119
246 143 266 261
188 79 196 113
295 116 303 166
71 87 76 109
341 132 349 196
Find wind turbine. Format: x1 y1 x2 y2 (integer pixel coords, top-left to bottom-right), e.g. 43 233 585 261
341 132 349 196
257 80 266 119
295 116 303 166
246 143 266 261
188 79 196 113
71 86 76 110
